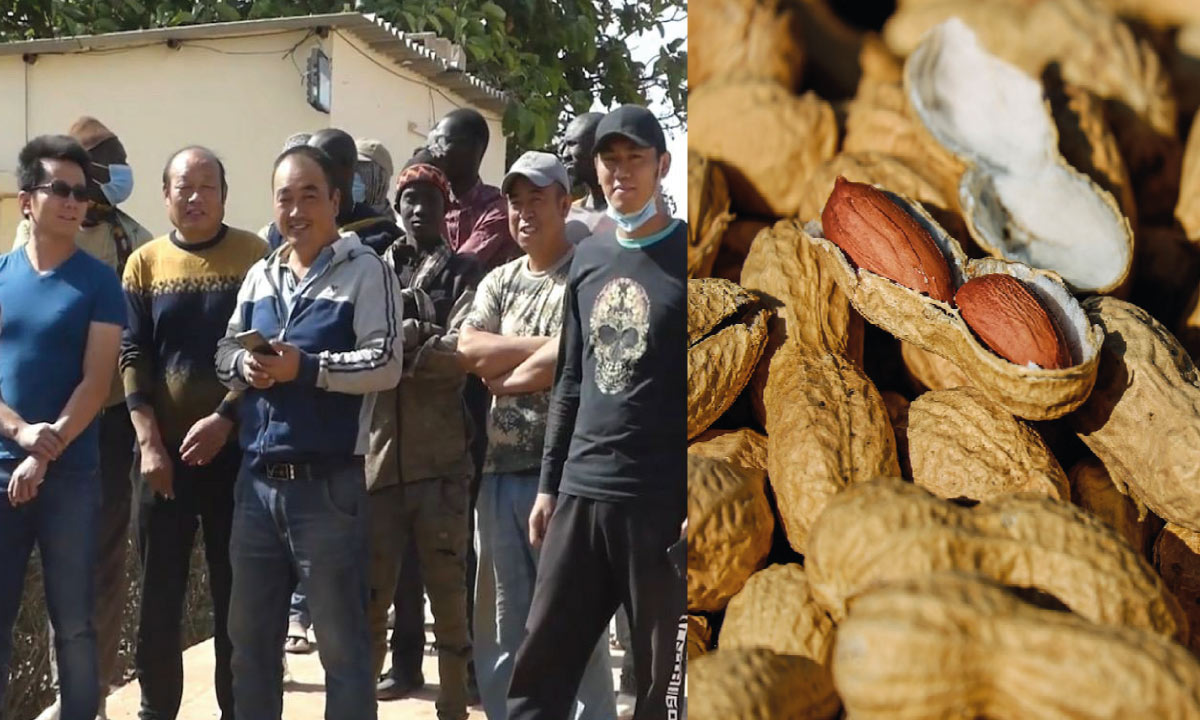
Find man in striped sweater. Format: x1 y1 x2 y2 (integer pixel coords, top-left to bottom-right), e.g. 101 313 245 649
121 146 267 720
215 145 403 720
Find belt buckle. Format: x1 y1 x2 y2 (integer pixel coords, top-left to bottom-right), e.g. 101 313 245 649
267 463 297 482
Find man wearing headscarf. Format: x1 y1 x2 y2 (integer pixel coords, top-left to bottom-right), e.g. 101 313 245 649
355 139 395 217
20 117 152 720
366 161 481 720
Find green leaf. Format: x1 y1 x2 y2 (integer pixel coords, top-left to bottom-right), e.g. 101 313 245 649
531 113 549 149
465 36 492 61
516 105 533 142
480 1 505 22
400 10 418 29
214 2 242 22
425 12 442 34
435 5 457 23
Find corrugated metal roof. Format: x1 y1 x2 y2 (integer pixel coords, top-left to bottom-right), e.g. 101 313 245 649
0 11 508 113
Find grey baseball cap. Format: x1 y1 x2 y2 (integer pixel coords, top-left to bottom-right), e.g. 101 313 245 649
502 151 571 194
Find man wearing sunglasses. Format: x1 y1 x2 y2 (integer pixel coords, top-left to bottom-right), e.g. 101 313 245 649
0 135 127 720
12 117 152 720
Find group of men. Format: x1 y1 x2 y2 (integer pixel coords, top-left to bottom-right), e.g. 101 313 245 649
0 101 685 720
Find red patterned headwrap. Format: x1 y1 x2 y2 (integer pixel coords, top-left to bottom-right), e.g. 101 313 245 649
394 163 451 205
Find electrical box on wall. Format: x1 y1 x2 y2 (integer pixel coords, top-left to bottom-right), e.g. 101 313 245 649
306 47 331 113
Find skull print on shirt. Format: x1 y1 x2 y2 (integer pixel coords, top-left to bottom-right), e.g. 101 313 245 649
590 276 651 394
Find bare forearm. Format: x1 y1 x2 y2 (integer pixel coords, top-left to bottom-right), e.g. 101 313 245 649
492 338 558 395
129 405 164 450
0 401 27 441
458 328 550 377
52 376 113 446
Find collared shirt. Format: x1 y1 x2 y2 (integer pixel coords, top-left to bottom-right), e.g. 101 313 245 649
445 180 519 271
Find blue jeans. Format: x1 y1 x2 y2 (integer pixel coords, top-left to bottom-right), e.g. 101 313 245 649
290 586 311 629
0 461 101 720
227 459 374 720
474 472 615 720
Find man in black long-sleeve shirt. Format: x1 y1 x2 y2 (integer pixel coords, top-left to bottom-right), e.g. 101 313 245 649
506 106 686 720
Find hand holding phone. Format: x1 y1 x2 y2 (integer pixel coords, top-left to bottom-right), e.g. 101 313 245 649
235 329 278 356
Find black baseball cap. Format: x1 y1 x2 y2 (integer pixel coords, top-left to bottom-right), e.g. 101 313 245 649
593 105 667 156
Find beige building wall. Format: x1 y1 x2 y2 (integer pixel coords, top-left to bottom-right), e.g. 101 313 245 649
0 26 505 251
328 31 505 188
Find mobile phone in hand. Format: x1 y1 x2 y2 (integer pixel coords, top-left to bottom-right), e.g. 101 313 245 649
234 329 278 356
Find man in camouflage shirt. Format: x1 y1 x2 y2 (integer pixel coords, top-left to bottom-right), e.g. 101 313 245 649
457 152 614 720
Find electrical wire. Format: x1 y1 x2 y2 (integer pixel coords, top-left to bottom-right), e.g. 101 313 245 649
332 29 466 111
38 28 304 57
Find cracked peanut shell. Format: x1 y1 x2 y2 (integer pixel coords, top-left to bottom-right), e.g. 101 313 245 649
687 278 770 439
805 187 1103 420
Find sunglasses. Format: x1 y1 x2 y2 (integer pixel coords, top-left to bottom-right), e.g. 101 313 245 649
31 180 90 202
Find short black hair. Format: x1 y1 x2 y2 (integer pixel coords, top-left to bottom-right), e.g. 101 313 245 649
272 145 339 196
162 145 228 198
405 147 438 169
444 108 489 150
17 135 92 191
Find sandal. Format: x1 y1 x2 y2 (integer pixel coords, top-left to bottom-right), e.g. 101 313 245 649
284 623 313 654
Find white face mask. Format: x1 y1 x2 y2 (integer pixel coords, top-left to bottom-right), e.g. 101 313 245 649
606 161 665 232
605 193 658 233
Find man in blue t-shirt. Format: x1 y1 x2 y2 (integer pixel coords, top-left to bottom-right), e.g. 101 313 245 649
0 135 126 720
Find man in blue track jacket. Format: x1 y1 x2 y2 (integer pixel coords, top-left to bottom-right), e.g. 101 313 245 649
215 144 403 720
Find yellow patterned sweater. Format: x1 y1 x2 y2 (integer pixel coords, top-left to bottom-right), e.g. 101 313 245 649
120 225 267 446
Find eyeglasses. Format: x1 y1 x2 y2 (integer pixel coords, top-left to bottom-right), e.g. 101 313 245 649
31 180 90 202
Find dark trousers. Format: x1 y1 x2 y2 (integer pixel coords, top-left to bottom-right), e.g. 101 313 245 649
507 494 686 720
134 445 238 719
0 463 101 720
389 534 424 681
464 375 489 690
46 404 135 702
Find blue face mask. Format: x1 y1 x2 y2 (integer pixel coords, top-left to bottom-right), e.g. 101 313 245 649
352 173 368 205
606 193 658 233
98 163 134 205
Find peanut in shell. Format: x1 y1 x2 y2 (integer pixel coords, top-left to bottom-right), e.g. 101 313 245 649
763 343 899 554
690 648 840 720
1071 296 1200 533
720 564 836 664
833 572 1200 720
686 454 774 613
805 478 1186 640
908 386 1069 502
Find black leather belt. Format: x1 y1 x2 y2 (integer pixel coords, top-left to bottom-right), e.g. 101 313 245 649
263 457 362 482
265 463 301 481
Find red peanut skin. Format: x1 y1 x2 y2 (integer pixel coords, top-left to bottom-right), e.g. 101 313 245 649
822 176 955 303
956 274 1073 370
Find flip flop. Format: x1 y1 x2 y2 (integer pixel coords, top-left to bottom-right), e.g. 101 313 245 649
284 624 313 654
